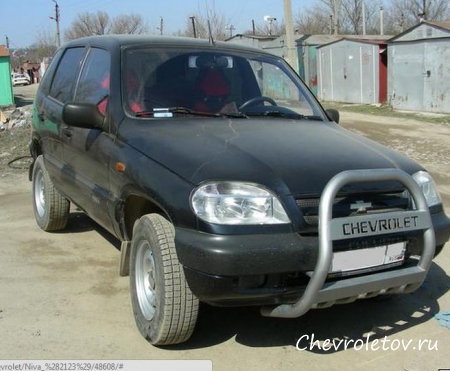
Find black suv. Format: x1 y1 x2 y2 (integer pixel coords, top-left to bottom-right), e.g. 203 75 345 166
30 35 450 345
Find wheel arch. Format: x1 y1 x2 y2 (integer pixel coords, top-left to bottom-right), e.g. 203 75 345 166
28 137 43 181
29 135 42 158
120 192 173 242
118 191 175 278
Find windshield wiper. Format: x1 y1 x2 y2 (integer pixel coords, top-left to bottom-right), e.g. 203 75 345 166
135 107 213 117
134 107 247 118
304 115 325 121
220 112 248 118
246 110 308 120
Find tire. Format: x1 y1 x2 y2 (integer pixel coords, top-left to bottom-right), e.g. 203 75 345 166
130 214 199 345
32 155 70 231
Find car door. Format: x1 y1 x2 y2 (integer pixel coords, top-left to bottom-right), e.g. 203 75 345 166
61 47 115 230
36 47 85 192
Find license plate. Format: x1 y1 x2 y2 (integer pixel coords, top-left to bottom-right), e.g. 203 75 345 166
331 242 406 274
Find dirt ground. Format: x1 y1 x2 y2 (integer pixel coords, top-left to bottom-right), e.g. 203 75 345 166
0 85 449 371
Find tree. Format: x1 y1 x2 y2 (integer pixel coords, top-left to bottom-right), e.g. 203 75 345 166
110 14 149 35
384 0 449 33
33 28 58 55
248 19 286 36
178 5 232 40
295 6 334 34
9 49 27 70
295 0 450 36
65 11 110 40
9 28 57 69
340 0 380 34
296 0 382 35
64 11 148 41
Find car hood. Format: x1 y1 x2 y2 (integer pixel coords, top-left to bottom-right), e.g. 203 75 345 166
120 117 423 196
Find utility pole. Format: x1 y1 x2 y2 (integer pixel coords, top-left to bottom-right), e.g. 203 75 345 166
158 16 164 35
362 1 366 35
380 6 384 35
225 25 235 38
190 16 197 38
5 35 9 49
399 13 404 33
50 0 61 47
283 0 298 72
333 0 340 35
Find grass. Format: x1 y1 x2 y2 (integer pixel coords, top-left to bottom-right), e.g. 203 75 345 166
321 101 450 126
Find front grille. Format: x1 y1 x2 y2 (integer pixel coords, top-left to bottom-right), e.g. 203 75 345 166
296 192 410 228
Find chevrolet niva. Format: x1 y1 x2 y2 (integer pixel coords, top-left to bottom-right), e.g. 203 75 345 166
29 35 450 345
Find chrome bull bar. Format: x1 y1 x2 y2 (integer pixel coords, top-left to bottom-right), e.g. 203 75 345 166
261 169 435 318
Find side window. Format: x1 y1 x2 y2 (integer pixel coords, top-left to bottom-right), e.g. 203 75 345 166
49 47 85 103
38 49 63 95
75 48 110 114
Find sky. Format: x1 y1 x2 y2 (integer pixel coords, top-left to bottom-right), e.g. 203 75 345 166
1 0 315 49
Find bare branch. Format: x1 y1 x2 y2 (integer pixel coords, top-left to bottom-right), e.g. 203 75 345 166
64 11 148 41
178 4 232 40
110 14 148 35
384 0 449 33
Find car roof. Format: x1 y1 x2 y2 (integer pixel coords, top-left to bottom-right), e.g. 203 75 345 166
60 34 274 56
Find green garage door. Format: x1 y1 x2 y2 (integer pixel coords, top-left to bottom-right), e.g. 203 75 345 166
0 57 14 107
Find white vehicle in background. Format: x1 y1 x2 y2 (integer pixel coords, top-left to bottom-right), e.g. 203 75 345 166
11 73 30 86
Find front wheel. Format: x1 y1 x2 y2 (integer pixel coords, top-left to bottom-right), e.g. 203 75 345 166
130 214 199 345
32 155 70 231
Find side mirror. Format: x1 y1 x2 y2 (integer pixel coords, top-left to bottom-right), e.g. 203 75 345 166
325 108 340 124
63 102 105 129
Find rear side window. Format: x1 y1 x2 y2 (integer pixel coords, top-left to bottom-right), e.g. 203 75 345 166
75 48 110 108
38 49 63 94
49 47 85 103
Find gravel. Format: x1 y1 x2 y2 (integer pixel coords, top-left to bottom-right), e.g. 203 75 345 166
0 86 37 178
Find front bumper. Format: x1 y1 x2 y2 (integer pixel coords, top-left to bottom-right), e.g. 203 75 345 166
176 213 449 306
176 170 450 312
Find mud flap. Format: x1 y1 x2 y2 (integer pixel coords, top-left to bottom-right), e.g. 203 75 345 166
119 241 131 277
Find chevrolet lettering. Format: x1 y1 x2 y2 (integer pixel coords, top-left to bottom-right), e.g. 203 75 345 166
343 215 420 237
29 35 450 345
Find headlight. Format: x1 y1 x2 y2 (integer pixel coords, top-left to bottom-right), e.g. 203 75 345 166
191 181 291 225
412 171 442 207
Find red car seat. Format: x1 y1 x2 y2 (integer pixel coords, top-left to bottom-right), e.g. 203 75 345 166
194 69 231 113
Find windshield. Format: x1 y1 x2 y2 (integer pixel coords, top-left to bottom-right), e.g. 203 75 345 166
122 46 325 120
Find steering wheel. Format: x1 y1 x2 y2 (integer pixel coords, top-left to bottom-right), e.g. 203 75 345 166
239 96 277 111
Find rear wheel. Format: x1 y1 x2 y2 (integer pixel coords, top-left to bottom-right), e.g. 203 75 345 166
130 214 199 345
32 155 70 231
